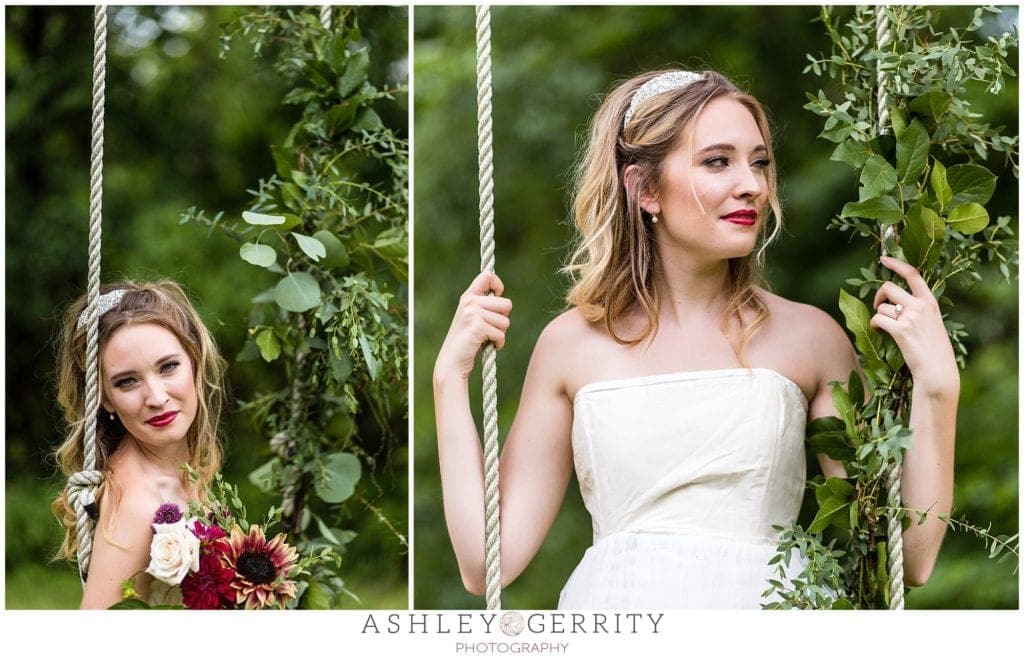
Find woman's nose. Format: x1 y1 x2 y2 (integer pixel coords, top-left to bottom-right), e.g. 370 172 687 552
144 379 169 407
735 165 765 199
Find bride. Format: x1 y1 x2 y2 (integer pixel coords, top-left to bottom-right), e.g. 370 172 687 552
432 69 958 608
52 280 226 608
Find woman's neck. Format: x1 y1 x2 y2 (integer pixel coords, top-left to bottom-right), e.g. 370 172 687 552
113 436 189 480
652 256 732 324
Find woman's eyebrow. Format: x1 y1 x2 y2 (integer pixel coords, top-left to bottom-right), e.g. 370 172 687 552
108 352 182 379
696 143 768 155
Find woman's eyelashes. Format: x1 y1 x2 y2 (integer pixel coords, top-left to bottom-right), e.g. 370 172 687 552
111 360 180 389
701 155 771 170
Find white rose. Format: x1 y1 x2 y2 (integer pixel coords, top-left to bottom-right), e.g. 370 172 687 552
145 519 201 586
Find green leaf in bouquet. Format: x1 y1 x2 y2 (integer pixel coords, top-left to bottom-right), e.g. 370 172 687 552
240 242 278 268
275 272 322 312
249 458 281 494
243 211 286 226
313 229 349 267
299 580 333 610
293 233 327 262
315 452 362 503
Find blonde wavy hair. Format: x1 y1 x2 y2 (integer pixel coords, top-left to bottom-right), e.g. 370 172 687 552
565 69 783 357
51 279 226 562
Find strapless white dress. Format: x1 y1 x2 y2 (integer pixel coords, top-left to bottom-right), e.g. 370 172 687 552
558 368 808 609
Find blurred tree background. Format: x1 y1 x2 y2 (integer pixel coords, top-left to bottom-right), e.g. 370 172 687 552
5 4 408 609
413 5 1018 609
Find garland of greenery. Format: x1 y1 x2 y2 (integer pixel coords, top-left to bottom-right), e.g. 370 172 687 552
181 6 408 608
765 5 1019 609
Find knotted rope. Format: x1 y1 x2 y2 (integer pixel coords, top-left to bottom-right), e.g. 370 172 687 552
875 5 905 611
67 4 108 585
475 4 501 611
320 6 331 31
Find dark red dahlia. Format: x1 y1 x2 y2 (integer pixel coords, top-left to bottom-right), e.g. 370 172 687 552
181 553 235 609
152 503 183 525
190 520 230 555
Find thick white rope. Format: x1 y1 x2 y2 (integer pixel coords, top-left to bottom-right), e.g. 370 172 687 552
875 5 905 611
320 6 331 31
475 4 501 611
67 4 107 585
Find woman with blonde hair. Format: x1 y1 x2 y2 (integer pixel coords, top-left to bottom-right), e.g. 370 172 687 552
52 279 226 608
433 69 959 608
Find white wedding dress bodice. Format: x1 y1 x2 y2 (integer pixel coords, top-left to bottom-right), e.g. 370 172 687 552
558 368 808 609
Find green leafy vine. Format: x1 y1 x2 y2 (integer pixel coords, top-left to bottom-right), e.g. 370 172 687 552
180 6 407 608
766 5 1018 609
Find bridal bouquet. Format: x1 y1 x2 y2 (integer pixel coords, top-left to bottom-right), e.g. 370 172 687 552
115 471 337 610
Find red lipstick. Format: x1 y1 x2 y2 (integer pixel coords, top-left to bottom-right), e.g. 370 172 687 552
722 209 757 226
146 411 179 427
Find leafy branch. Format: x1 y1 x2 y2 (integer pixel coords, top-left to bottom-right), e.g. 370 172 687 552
768 5 1018 609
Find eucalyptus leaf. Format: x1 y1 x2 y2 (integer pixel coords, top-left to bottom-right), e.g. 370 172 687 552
248 458 281 494
242 211 286 226
274 271 322 312
293 233 327 262
314 452 362 503
270 213 303 232
239 242 277 268
314 230 349 267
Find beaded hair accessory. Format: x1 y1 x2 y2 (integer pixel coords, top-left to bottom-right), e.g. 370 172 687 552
623 70 705 129
76 289 127 329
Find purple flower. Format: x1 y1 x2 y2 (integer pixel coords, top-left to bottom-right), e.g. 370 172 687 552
153 503 183 525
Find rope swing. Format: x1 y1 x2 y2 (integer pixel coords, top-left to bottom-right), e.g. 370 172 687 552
475 4 502 611
874 5 905 611
65 4 108 585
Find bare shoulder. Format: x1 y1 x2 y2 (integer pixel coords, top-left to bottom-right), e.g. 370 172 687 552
757 289 858 391
529 307 608 397
760 289 852 353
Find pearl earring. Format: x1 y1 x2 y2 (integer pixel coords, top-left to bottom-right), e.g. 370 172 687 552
108 412 116 421
651 214 659 224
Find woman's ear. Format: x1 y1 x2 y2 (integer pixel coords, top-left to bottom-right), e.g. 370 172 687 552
623 164 660 216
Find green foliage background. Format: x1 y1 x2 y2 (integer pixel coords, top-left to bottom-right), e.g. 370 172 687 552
412 5 1018 609
5 5 408 609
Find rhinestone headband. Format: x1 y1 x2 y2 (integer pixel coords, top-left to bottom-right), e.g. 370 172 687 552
76 289 127 329
623 70 705 129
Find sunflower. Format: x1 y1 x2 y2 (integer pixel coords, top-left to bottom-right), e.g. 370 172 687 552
221 524 299 610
